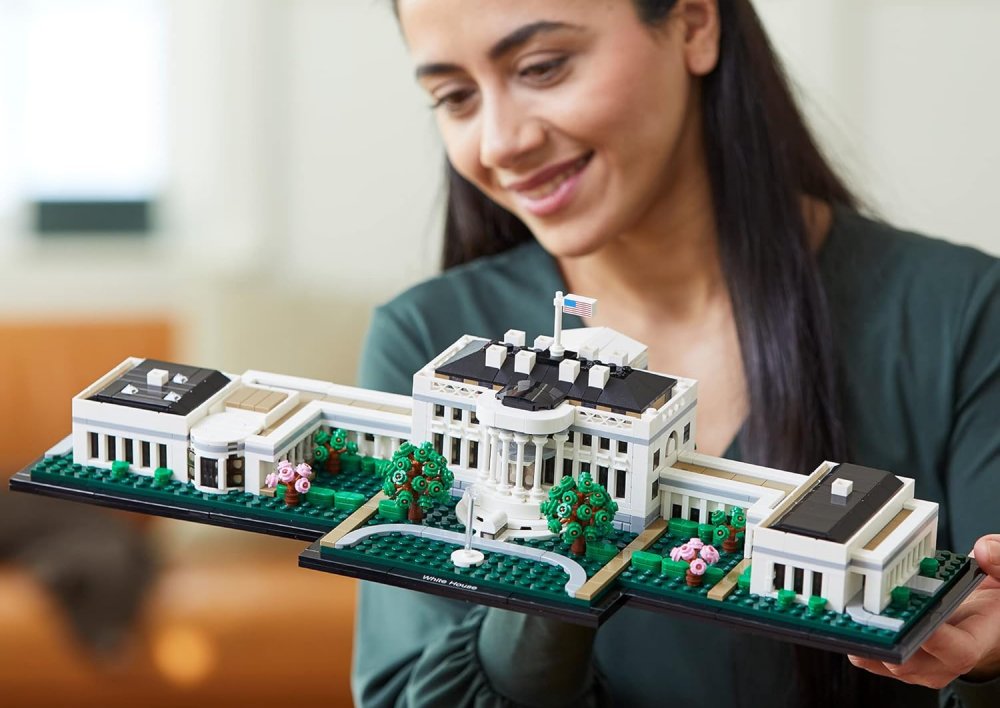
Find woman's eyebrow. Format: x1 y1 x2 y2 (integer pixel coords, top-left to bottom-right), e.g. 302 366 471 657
415 20 583 79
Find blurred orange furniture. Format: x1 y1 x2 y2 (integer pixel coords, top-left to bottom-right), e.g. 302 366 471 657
0 319 174 475
1 320 358 707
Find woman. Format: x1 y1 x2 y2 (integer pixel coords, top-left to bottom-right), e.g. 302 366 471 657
354 1 1000 705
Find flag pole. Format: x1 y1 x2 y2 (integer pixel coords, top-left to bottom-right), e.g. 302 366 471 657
551 291 565 359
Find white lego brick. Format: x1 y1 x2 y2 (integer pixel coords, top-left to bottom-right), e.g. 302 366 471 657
559 358 580 383
485 344 508 369
905 574 945 595
832 478 853 497
45 435 74 458
606 350 628 366
578 344 599 360
503 329 526 347
533 335 554 351
147 368 169 387
514 350 536 375
588 364 610 389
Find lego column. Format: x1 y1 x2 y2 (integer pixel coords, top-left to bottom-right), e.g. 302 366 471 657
531 435 547 501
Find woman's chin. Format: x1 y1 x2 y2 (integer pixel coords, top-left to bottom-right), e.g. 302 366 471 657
533 229 612 260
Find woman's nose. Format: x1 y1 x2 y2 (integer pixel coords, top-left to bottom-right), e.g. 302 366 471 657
478 94 546 170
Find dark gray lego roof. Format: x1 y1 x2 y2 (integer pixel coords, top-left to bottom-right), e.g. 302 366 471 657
771 463 904 543
435 341 676 414
88 359 231 416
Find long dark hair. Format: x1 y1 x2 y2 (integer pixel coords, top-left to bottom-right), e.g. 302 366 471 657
401 0 885 705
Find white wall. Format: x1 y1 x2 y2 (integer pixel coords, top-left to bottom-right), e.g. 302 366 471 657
755 0 1000 252
0 0 997 386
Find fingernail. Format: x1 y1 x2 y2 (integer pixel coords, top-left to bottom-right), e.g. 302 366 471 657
988 539 1000 566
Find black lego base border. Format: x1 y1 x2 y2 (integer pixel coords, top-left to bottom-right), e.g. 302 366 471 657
8 468 325 543
298 542 624 628
625 558 985 663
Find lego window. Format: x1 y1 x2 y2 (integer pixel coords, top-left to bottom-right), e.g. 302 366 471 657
651 479 658 500
433 433 444 455
653 449 661 469
124 438 134 463
683 422 691 443
598 466 609 490
140 440 151 467
226 456 244 487
200 457 219 488
671 503 682 519
470 440 479 467
618 440 628 454
689 507 700 523
434 404 445 418
793 567 805 595
450 438 461 466
812 571 823 596
88 431 98 459
3 0 167 237
157 443 167 468
599 437 610 451
105 434 116 462
582 433 592 447
365 433 375 442
563 458 573 477
452 407 462 422
615 469 627 498
773 563 786 591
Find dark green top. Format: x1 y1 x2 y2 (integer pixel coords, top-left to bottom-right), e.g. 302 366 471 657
353 210 1000 708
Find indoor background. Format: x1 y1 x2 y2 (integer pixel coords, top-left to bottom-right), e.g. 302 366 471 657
1 1 998 706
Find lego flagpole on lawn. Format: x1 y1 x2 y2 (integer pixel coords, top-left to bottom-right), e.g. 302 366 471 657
551 291 566 359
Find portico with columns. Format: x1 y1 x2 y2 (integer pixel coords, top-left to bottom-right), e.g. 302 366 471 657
412 327 699 538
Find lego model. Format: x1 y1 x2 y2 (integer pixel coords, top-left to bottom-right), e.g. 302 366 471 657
10 294 984 661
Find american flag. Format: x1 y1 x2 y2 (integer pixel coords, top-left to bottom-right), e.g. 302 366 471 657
562 294 597 318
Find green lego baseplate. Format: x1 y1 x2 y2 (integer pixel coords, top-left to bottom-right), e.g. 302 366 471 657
617 526 970 650
28 452 384 534
15 451 985 662
325 496 638 606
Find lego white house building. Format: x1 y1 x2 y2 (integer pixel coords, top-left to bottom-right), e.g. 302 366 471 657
68 322 941 618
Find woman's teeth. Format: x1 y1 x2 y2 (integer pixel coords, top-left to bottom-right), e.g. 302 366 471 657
521 156 589 199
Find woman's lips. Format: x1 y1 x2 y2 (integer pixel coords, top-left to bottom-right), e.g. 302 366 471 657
508 152 593 217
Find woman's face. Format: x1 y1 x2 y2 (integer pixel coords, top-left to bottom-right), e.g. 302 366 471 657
398 0 715 258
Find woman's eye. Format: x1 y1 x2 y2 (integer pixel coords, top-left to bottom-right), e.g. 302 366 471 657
519 56 569 82
431 88 476 113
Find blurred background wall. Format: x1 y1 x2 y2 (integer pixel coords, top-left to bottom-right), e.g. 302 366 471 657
1 1 997 706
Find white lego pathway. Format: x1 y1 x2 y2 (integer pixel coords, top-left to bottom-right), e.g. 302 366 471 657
334 524 589 596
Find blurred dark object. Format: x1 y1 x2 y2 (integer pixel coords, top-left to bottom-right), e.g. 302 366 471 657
0 491 157 656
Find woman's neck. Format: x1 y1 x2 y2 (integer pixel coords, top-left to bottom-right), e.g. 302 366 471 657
557 160 726 333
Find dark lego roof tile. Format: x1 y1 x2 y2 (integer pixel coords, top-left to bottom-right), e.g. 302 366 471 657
88 359 231 416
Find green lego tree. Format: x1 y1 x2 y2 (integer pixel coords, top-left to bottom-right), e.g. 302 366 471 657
382 441 454 523
540 471 618 556
709 507 746 553
313 428 352 474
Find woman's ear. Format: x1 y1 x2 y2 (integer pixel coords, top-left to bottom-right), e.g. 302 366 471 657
677 0 721 76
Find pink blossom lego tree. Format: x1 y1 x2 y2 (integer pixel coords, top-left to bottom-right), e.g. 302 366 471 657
265 460 314 506
669 537 722 586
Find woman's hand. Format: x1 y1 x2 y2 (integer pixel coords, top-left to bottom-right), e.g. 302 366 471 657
848 534 1000 688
